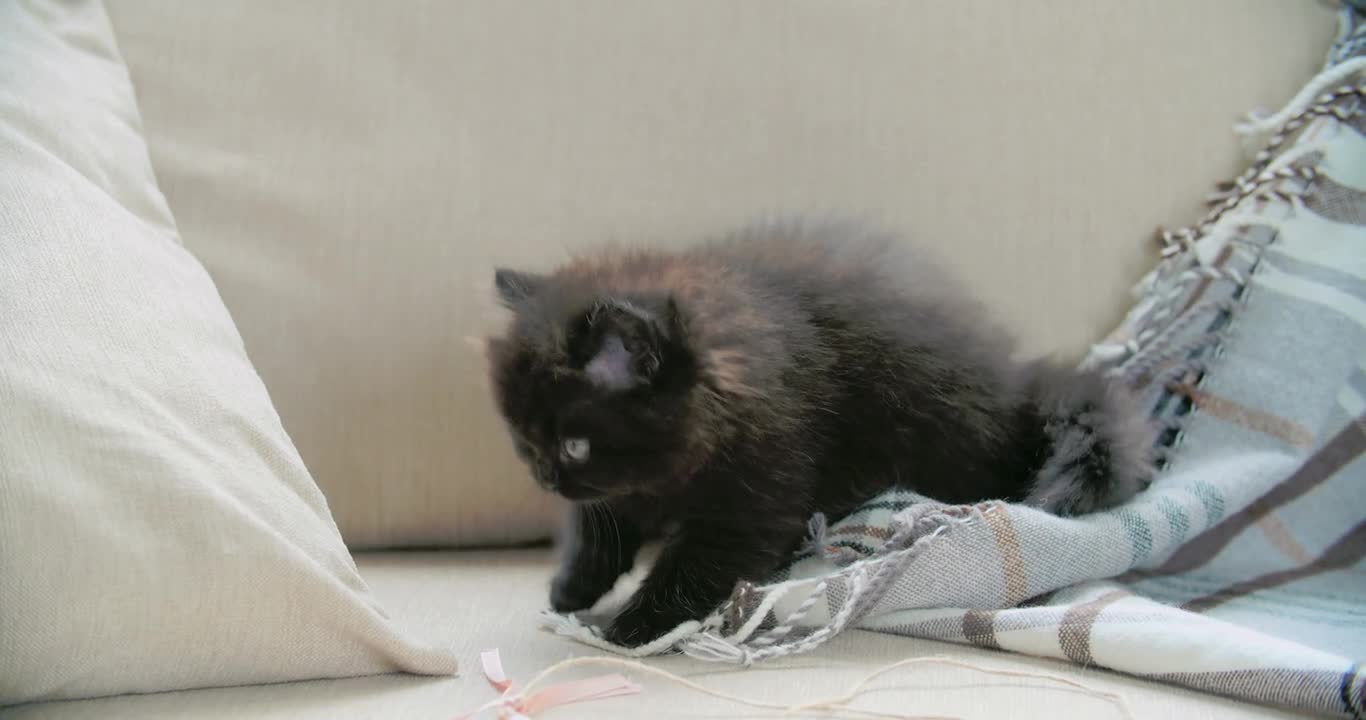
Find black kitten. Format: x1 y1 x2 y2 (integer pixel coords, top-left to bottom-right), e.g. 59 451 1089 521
485 221 1152 647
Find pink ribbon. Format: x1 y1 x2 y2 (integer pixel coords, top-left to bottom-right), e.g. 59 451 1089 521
456 649 642 719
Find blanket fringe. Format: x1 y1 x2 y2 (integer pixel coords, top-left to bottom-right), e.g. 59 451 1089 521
1232 57 1366 155
540 507 971 664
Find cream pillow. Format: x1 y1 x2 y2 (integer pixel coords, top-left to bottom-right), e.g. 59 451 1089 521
0 1 455 704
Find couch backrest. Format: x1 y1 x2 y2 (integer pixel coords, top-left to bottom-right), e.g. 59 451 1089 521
105 0 1335 548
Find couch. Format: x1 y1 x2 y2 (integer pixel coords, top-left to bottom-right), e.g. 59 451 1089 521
0 1 1344 718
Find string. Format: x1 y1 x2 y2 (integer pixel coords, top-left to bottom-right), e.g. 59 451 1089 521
473 653 1135 720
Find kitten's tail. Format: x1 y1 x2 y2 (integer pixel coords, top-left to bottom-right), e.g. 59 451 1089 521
1018 363 1156 516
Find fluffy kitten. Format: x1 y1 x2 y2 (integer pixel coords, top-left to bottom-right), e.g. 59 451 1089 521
485 221 1152 647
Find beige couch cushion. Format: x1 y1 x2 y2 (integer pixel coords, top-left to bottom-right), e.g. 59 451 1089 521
0 1 454 703
0 550 1314 719
106 1 1336 548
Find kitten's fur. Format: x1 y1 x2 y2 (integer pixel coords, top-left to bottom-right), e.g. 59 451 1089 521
486 221 1153 646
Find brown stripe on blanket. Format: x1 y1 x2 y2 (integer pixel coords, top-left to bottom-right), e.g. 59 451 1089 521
961 610 999 649
1152 667 1362 718
1132 415 1366 580
1257 512 1315 565
982 503 1029 606
1058 590 1129 666
1303 171 1366 226
1182 519 1366 613
1169 382 1316 449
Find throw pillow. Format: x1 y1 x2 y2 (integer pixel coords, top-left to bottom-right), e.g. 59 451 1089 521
0 0 456 704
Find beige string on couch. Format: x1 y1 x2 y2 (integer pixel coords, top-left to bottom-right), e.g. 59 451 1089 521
457 650 1136 720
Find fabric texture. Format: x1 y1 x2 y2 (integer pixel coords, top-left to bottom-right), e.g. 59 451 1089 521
104 0 1336 549
543 11 1366 718
0 0 455 705
0 550 1321 720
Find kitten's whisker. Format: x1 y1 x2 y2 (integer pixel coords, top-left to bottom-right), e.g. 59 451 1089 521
604 503 623 565
585 503 601 565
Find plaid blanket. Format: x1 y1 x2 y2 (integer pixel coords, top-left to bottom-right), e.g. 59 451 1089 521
546 9 1366 717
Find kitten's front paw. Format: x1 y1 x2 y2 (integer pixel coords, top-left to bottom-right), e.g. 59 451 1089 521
549 573 606 613
1026 467 1150 516
603 606 677 648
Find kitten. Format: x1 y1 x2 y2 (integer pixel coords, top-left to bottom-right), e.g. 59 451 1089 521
485 221 1153 647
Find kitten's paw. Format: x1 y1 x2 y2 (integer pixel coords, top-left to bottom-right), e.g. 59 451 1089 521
1025 458 1153 516
549 574 607 613
603 607 676 648
1026 374 1156 516
1025 475 1132 516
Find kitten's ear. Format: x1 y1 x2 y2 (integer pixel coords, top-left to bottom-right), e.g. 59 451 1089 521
494 268 545 307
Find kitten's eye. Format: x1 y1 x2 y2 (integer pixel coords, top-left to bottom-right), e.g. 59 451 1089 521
560 437 591 463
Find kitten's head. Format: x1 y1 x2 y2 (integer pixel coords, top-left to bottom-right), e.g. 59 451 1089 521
485 268 703 502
